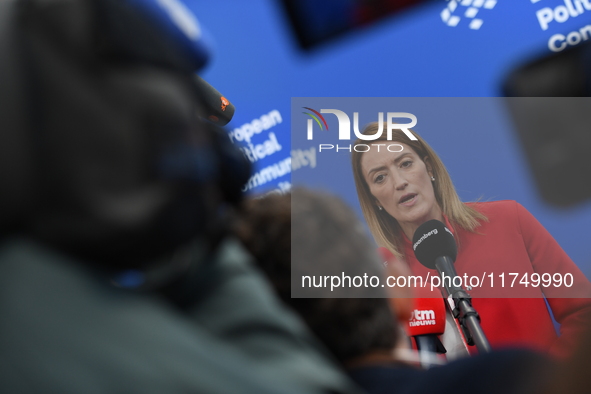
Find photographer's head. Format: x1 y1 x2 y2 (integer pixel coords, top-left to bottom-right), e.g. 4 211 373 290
235 188 400 365
0 0 249 268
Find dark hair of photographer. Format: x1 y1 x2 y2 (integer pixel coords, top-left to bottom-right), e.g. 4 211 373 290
233 188 398 365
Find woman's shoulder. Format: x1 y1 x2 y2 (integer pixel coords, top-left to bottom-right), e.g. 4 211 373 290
451 201 523 239
464 200 528 225
465 200 522 214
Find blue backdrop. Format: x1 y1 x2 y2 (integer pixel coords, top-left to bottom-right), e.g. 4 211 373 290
188 0 591 279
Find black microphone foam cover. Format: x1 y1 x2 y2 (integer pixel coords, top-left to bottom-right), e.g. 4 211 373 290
193 75 235 126
412 220 457 269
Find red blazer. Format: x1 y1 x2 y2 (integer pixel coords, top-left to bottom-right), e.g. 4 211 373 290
399 200 591 357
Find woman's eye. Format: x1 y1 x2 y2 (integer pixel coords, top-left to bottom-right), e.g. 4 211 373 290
374 174 385 183
401 160 412 169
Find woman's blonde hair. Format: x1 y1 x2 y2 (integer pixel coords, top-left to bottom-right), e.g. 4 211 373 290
350 122 487 258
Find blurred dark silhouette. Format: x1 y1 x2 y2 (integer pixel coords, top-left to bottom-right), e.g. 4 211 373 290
278 0 435 50
504 42 591 207
0 1 360 393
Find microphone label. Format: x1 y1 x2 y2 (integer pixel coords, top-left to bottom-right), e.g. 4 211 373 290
412 229 438 251
409 309 436 326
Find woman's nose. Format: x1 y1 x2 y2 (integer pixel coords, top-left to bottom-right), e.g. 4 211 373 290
392 171 408 190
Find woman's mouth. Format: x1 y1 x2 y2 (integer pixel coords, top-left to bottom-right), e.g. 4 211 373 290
399 194 417 205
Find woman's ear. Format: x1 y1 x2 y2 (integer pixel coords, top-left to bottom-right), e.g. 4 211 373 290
374 199 383 211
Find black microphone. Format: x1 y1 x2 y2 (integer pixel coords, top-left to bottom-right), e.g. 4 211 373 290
412 220 460 297
412 220 491 354
193 75 235 126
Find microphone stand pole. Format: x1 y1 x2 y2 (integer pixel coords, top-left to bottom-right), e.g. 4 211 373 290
448 288 491 354
436 259 491 354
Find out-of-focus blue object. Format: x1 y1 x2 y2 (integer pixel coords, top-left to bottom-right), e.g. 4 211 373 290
125 0 213 71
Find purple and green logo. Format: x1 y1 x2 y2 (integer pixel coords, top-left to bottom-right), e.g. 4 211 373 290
302 107 418 153
303 107 329 131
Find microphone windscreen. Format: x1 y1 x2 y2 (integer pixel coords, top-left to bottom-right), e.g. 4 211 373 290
193 76 235 126
407 296 446 336
412 220 457 269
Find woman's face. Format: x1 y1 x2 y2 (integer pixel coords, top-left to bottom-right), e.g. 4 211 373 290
360 143 443 240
